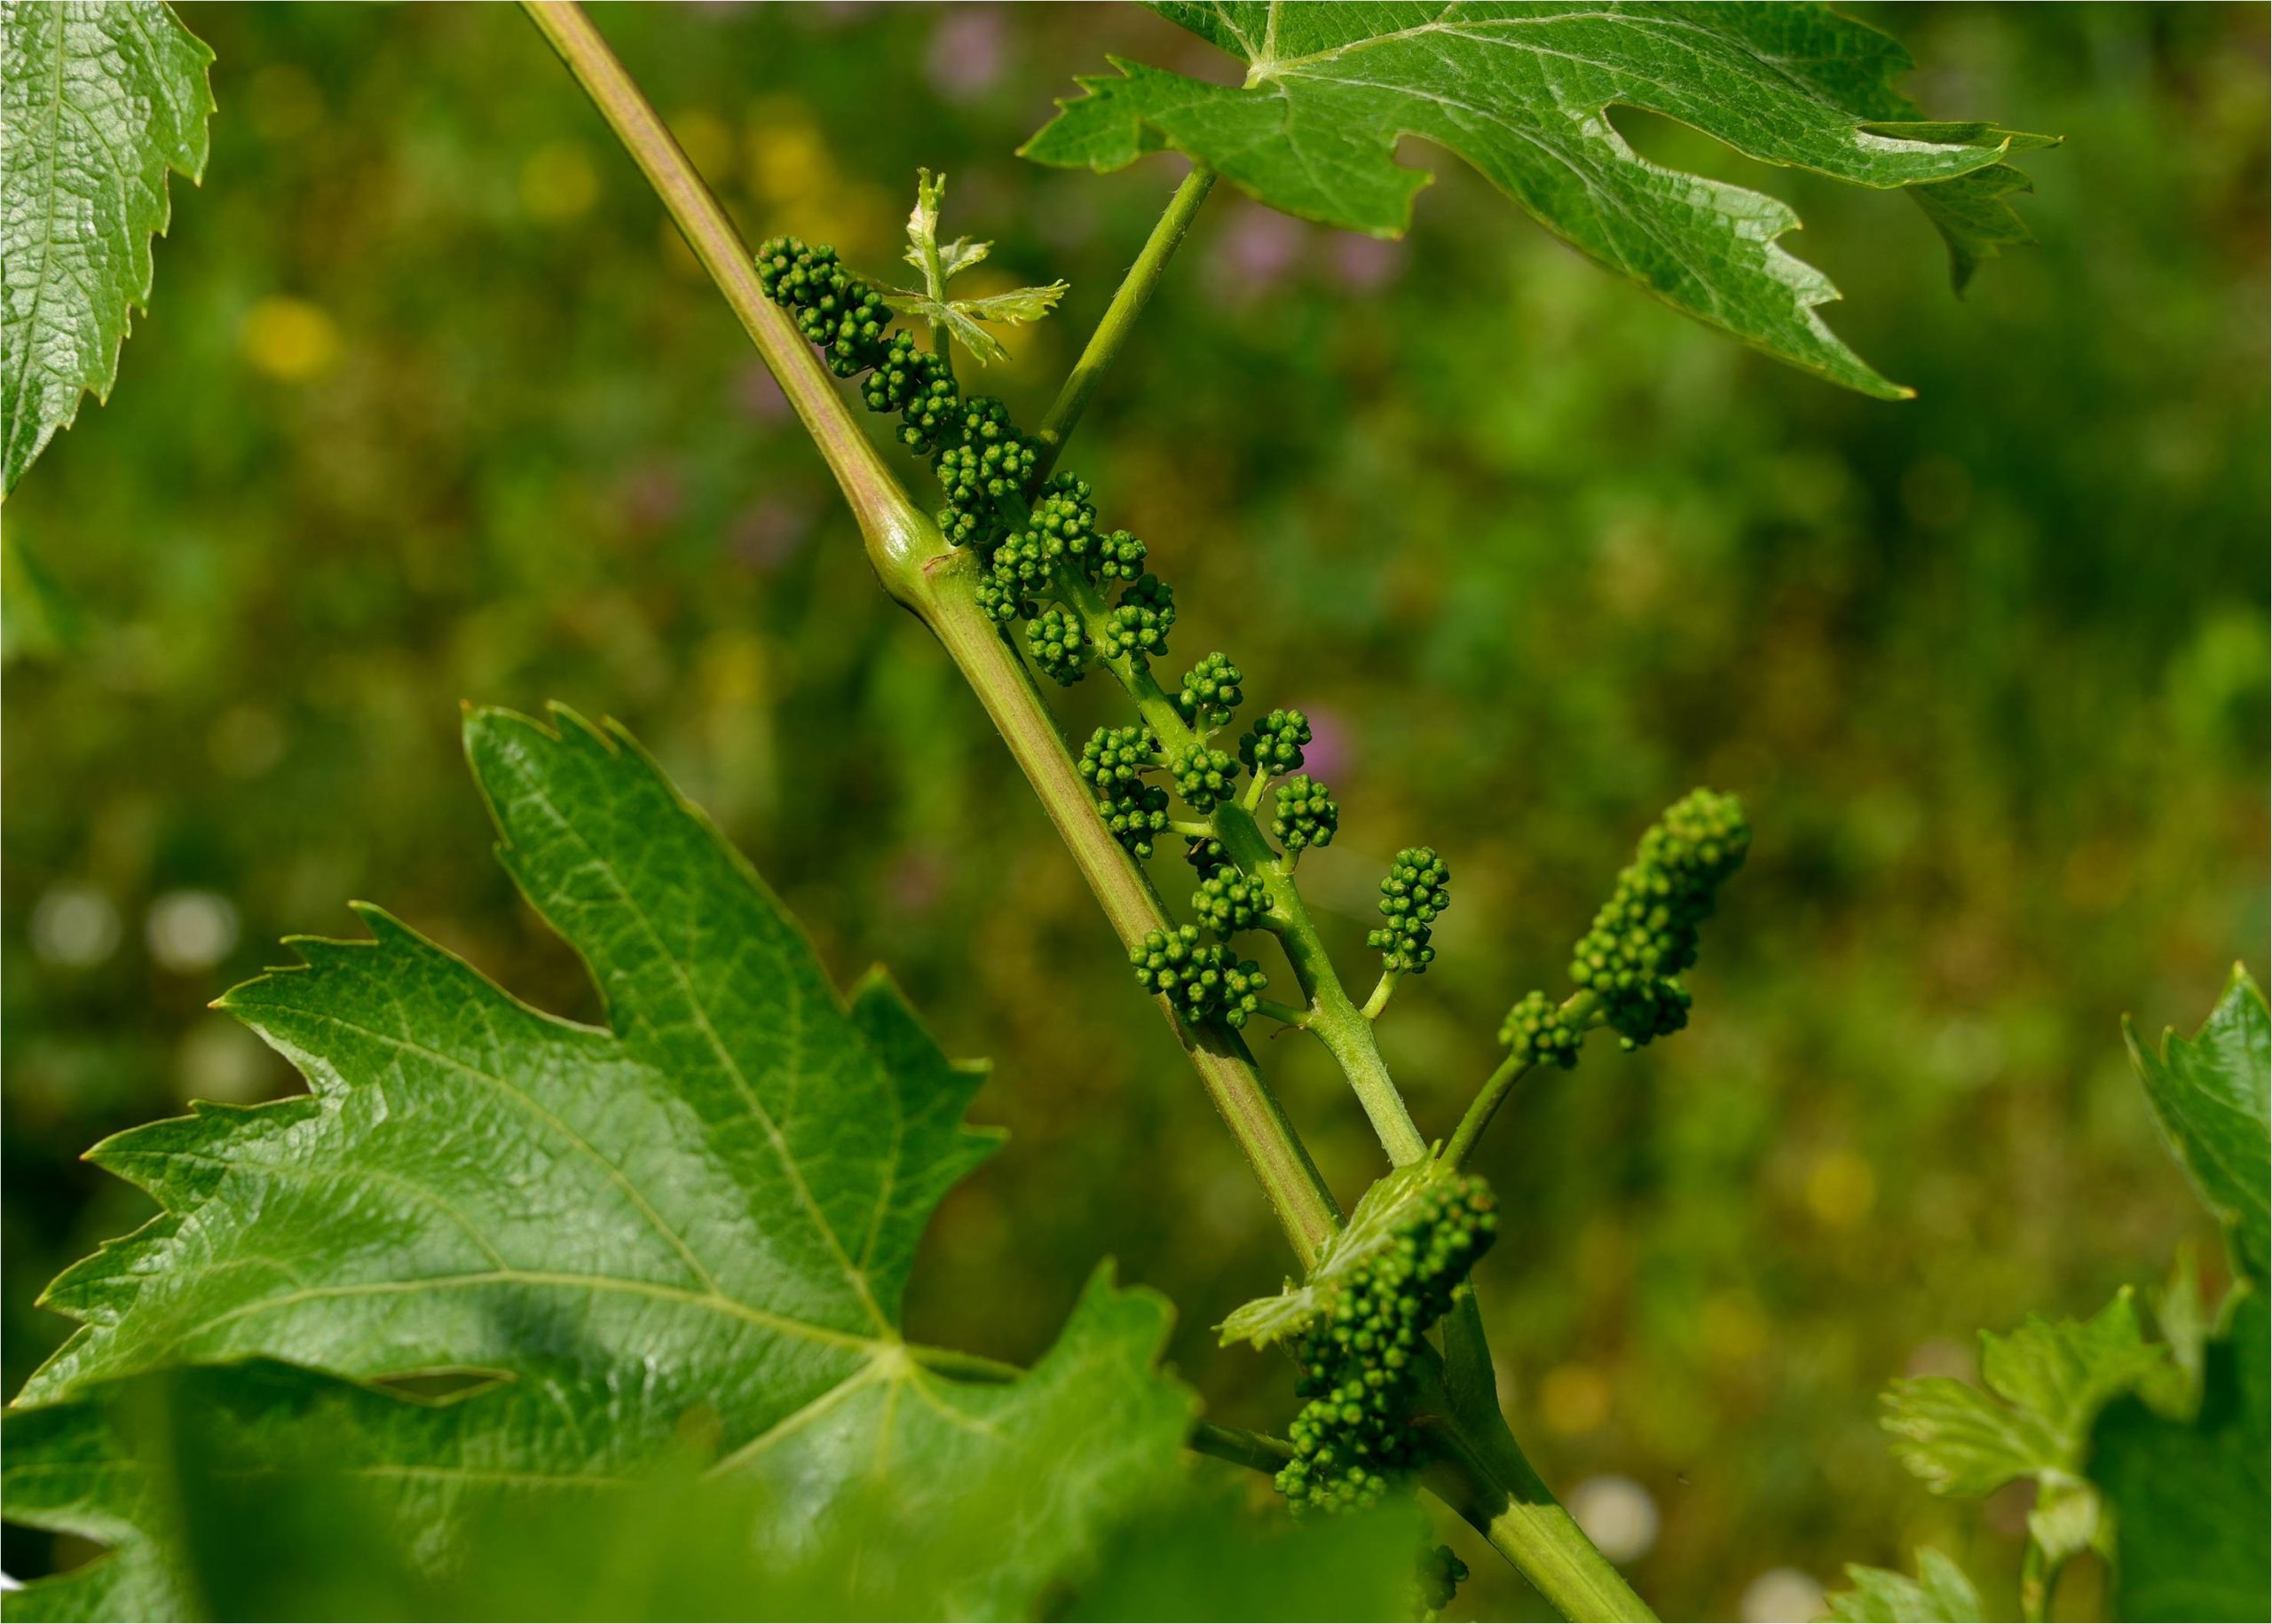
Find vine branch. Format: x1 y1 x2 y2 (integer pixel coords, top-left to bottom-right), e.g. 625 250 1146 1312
1034 162 1216 477
517 1 931 598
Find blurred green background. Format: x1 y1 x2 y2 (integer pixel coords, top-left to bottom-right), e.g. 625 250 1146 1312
4 3 2265 1617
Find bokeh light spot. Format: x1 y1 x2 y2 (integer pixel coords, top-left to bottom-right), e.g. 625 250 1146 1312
1541 1360 1613 1435
30 884 122 969
241 296 339 382
1805 1149 1878 1229
146 890 241 975
1568 1474 1661 1565
1740 1566 1826 1622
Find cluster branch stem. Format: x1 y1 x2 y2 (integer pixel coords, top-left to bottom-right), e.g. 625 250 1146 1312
1448 990 1601 1170
1054 569 1426 1164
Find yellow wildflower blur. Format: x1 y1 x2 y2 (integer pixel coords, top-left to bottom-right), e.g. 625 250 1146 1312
240 297 338 382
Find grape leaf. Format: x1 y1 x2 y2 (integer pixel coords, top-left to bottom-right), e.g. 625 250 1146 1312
4 706 1197 1620
9 1358 1418 1622
2125 965 2270 1286
1021 3 2056 398
886 169 1067 367
1219 1158 1443 1349
1882 1289 2173 1502
5 1284 1186 1624
1 1 214 493
1823 1548 1984 1623
1881 1288 2181 1578
2090 1288 2271 1623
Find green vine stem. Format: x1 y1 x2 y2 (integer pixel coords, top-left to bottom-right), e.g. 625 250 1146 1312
519 0 1338 1261
1428 1294 1659 1622
516 3 928 602
1033 162 1216 478
2018 1535 2058 1623
922 559 1341 1252
1189 1421 1298 1476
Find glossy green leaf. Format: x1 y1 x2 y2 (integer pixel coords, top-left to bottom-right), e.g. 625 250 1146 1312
2125 965 2270 1285
1882 1288 2172 1502
2090 1289 2270 1623
1022 3 2055 398
1823 1549 1984 1623
6 1286 1190 1623
1 1 214 493
5 706 1197 1620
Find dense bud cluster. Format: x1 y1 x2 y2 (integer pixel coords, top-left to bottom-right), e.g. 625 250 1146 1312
1078 724 1158 789
1025 609 1090 686
1080 725 1168 856
1130 926 1268 1029
976 526 1056 625
1276 1174 1500 1513
753 238 890 378
1170 744 1240 812
1025 473 1095 555
1238 707 1311 778
1570 788 1750 1048
1273 775 1339 854
1192 868 1268 934
929 397 1039 554
1499 990 1582 1070
1099 573 1175 663
756 231 1477 1048
1092 528 1148 583
1175 652 1245 730
1098 787 1170 858
1368 847 1451 974
861 330 937 416
895 361 960 455
1185 836 1229 876
1416 1545 1470 1620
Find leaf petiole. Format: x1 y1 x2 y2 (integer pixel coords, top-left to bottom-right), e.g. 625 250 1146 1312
1033 162 1216 477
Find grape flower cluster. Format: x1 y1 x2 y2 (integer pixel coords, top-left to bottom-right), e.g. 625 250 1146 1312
761 220 1748 1592
1274 1173 1500 1513
756 231 1454 1036
1497 787 1751 1072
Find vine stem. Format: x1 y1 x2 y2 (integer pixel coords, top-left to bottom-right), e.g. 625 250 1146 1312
1033 162 1216 478
1188 1421 1296 1476
2018 1535 2058 1623
1428 1294 1659 1621
519 0 1337 1262
517 2 928 600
